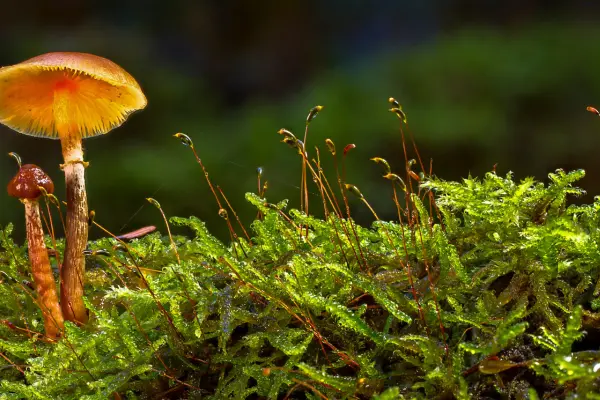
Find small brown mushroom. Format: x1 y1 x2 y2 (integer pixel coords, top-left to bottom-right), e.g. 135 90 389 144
8 164 64 338
0 52 147 323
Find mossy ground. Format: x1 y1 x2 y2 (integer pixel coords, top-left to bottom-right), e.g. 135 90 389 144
1 109 600 399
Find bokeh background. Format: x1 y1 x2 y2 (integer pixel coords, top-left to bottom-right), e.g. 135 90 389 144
2 1 600 242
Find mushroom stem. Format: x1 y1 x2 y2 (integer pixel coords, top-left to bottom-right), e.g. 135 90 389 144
55 90 89 324
24 200 64 338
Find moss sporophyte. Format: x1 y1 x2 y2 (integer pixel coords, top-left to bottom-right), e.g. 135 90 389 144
2 55 600 398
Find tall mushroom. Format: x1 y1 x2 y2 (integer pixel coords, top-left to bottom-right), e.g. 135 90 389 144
0 52 147 323
8 164 64 338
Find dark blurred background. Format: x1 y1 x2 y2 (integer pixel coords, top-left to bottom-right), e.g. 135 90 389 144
2 0 600 242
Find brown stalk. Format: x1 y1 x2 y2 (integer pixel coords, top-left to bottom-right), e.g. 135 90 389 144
391 101 446 350
24 200 65 338
0 352 25 375
173 133 241 244
217 186 252 243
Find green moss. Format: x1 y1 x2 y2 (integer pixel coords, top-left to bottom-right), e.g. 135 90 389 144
2 143 600 398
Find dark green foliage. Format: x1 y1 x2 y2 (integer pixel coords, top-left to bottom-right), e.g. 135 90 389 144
1 168 600 398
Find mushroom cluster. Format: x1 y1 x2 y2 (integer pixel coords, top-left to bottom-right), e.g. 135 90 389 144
0 52 147 324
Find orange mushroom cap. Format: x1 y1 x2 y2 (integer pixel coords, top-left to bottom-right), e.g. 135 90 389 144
7 164 54 200
0 52 147 139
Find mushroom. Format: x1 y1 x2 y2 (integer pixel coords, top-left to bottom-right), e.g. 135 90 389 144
7 164 64 338
0 52 147 323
